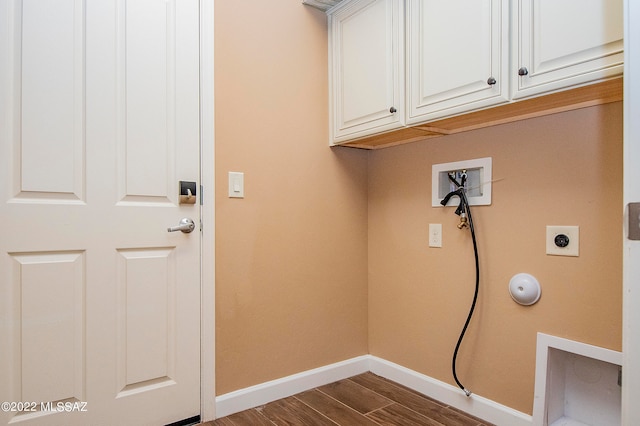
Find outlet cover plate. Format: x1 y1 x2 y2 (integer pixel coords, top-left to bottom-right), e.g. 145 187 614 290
429 223 442 248
546 226 579 256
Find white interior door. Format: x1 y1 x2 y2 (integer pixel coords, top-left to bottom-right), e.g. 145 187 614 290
0 1 201 425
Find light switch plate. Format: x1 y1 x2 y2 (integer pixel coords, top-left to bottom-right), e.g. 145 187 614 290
546 226 579 256
228 172 244 198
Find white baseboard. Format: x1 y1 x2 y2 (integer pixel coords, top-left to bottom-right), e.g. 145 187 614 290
215 355 370 418
368 356 533 426
215 354 533 425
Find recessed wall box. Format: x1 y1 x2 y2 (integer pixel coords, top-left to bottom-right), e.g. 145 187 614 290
432 157 492 207
533 333 622 426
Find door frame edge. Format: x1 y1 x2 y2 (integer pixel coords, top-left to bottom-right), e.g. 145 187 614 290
623 0 640 423
200 0 216 421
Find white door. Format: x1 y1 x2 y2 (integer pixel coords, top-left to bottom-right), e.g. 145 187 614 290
0 1 201 425
405 0 508 124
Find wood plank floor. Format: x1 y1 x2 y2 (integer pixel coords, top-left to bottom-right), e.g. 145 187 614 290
204 372 494 426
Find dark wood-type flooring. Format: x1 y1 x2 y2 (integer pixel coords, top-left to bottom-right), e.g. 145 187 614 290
203 372 494 426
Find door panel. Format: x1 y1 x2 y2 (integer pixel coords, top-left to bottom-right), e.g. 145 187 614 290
9 0 84 201
116 247 177 395
122 0 175 200
11 251 85 405
0 1 201 425
20 0 84 198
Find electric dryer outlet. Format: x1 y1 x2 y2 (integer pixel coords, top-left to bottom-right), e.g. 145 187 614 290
546 226 579 256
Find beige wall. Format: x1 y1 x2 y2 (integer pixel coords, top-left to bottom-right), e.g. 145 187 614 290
214 0 623 415
368 102 623 414
214 2 369 395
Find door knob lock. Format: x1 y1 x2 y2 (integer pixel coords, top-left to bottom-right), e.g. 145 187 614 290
167 218 196 233
179 181 197 205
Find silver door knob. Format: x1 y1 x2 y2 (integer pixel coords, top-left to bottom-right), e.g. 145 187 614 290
167 218 196 233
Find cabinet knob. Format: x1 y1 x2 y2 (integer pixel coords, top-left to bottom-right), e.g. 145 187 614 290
487 77 497 85
389 107 397 113
518 67 529 76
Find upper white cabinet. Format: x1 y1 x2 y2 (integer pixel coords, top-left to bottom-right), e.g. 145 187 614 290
327 0 624 148
406 0 509 124
328 0 404 145
512 0 624 99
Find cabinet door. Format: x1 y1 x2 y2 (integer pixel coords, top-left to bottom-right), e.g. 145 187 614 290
406 0 508 125
329 0 403 145
512 0 623 99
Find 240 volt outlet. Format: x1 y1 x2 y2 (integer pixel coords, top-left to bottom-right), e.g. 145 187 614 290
546 226 579 257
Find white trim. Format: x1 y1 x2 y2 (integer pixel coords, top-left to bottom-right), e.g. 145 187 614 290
532 333 622 426
199 0 216 421
302 0 342 12
215 356 370 418
368 356 532 426
623 0 640 423
214 355 532 425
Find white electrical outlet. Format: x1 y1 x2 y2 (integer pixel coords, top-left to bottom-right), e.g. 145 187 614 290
546 226 579 256
429 223 442 248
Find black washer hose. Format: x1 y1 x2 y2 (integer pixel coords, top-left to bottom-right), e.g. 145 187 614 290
451 190 479 397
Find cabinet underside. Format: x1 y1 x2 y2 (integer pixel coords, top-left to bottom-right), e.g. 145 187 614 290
338 77 622 150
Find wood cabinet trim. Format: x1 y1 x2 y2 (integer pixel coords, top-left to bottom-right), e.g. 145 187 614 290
337 77 623 150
